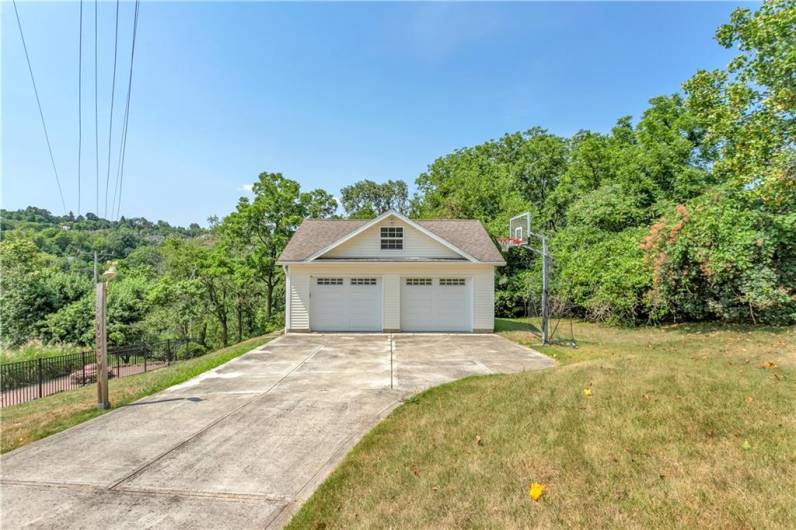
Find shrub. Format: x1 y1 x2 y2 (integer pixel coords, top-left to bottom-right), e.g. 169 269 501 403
643 189 795 324
553 226 652 324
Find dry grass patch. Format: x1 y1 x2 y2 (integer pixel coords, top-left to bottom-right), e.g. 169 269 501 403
288 322 795 529
0 334 276 454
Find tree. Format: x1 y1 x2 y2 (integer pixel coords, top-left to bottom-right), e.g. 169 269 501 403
0 240 57 346
223 172 337 324
683 0 795 211
340 179 408 218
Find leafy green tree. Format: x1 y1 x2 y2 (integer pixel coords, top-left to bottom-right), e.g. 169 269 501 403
683 0 795 211
554 226 653 323
0 240 57 346
340 179 408 218
223 172 337 326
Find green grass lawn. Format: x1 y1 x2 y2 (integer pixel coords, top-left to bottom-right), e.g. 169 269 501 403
0 334 277 454
288 319 795 529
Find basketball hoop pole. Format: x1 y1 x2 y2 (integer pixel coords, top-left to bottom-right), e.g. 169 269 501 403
522 230 550 344
540 235 549 345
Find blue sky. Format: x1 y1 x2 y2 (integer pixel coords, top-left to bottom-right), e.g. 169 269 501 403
3 1 749 226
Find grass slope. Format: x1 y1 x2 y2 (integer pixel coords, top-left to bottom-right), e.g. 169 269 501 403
288 320 795 529
0 334 276 454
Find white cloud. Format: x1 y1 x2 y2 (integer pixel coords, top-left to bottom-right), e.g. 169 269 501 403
238 183 254 193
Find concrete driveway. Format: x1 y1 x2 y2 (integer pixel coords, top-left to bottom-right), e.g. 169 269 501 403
0 333 553 529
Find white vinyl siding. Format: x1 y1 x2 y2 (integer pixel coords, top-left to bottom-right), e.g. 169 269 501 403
323 219 462 260
286 263 495 332
383 275 400 330
471 268 495 330
288 270 310 330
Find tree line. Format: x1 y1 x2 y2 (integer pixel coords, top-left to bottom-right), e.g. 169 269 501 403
1 1 792 353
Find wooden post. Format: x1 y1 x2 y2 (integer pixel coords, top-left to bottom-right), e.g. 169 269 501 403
95 282 110 409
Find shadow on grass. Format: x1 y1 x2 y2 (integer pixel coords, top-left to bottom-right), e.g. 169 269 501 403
495 318 541 333
661 321 792 335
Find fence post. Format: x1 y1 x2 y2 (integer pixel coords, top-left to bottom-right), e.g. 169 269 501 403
82 350 87 386
166 339 171 366
37 358 43 399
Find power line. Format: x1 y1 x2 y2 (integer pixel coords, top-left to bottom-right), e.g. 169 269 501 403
78 0 83 216
104 0 120 218
12 0 68 215
94 0 99 217
112 0 140 221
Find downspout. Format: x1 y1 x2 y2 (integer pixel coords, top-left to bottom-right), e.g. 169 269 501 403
283 265 291 333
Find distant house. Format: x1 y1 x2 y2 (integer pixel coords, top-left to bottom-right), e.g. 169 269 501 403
277 210 505 333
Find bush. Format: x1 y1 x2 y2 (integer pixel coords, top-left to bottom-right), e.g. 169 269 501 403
553 226 652 324
643 190 795 324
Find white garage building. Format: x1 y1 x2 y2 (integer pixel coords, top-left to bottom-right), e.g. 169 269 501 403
278 211 505 333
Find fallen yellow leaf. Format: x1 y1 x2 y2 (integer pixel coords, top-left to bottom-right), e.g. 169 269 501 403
583 388 593 397
529 482 545 501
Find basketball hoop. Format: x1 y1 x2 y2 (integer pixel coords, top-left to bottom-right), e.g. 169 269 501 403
497 236 522 252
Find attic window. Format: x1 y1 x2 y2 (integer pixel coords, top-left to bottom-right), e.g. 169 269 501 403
380 226 403 250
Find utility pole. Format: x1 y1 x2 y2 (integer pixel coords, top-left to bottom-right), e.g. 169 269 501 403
93 250 98 284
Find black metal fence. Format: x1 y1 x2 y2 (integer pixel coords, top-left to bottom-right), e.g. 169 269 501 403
1 339 203 407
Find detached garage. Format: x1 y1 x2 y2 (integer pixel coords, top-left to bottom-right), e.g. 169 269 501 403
277 210 505 333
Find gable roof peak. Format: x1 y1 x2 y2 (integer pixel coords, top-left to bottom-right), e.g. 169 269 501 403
277 213 505 264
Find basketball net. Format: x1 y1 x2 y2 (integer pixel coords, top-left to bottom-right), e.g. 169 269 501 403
497 236 523 252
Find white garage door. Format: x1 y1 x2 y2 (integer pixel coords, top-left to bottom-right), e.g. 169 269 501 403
310 277 382 331
400 277 472 332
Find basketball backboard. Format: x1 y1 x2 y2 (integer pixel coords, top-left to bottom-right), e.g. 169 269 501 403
509 212 531 245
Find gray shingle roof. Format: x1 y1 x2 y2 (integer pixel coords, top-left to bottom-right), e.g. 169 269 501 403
278 217 505 264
